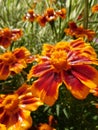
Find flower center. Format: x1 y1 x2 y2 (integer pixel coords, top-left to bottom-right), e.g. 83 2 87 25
51 50 69 71
2 94 19 114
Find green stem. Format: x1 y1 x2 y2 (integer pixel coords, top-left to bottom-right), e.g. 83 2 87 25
83 0 89 29
45 0 49 8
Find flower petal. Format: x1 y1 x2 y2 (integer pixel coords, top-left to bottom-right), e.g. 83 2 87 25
62 70 89 99
68 39 98 65
8 109 32 130
0 64 10 80
19 95 43 111
68 49 98 65
10 60 27 73
16 83 43 111
71 65 98 89
31 69 62 106
27 61 51 79
0 124 6 130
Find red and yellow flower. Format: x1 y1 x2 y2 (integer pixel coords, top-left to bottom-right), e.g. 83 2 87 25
0 28 23 48
28 38 98 106
0 47 34 80
37 15 47 27
23 9 37 22
0 83 43 130
64 22 95 41
23 7 66 27
44 8 57 22
92 4 98 13
56 8 66 19
37 115 57 130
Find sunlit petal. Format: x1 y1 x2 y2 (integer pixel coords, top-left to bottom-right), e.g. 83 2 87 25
8 109 32 130
0 83 43 129
32 69 62 106
19 95 43 111
71 65 98 88
0 124 6 130
10 60 27 73
62 70 89 99
27 61 51 79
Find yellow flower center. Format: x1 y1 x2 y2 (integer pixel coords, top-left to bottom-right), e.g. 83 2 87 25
51 50 69 71
2 94 19 114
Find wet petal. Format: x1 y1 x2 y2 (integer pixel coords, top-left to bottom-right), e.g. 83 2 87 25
62 70 89 99
31 69 62 106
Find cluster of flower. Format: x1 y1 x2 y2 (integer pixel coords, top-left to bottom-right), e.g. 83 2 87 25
0 2 98 130
23 8 66 26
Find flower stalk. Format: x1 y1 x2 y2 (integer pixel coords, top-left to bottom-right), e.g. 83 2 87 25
83 0 89 29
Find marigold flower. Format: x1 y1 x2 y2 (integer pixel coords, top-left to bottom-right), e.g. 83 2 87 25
11 29 23 41
0 28 23 48
37 124 56 130
23 9 37 22
92 4 98 13
44 8 57 22
28 38 98 106
56 8 66 19
13 47 34 63
64 22 95 41
37 115 57 130
0 83 43 130
37 15 47 27
0 47 34 80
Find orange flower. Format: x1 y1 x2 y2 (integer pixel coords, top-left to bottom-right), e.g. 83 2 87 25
56 8 66 19
23 9 37 22
37 15 47 27
28 38 98 106
44 8 57 22
0 47 34 80
90 87 98 97
64 22 95 41
12 47 34 63
92 4 98 13
0 28 23 48
37 115 57 130
37 124 56 130
0 83 43 130
11 29 23 41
